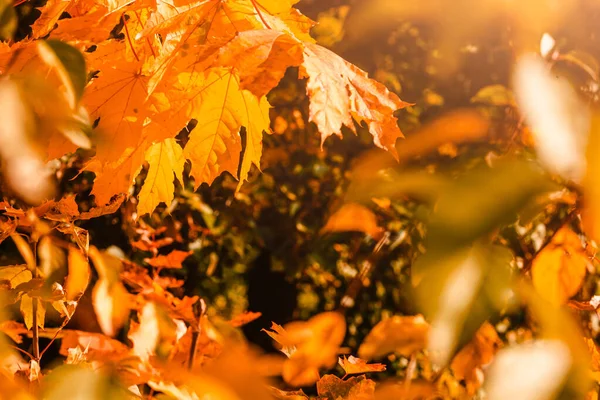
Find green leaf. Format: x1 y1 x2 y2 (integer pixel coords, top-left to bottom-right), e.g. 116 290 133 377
42 365 132 400
0 0 16 41
426 159 556 254
37 40 87 107
413 244 513 366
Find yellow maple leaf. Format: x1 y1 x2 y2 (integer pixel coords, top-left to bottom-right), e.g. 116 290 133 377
183 68 271 187
137 138 186 216
83 42 149 164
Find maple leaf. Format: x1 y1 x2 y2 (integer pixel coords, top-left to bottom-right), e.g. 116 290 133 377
181 68 271 187
87 143 147 206
137 138 186 216
145 249 192 269
263 322 296 358
83 42 149 165
197 30 304 97
300 43 410 157
338 355 386 376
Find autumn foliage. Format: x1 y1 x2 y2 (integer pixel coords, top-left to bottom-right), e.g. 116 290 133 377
2 0 600 399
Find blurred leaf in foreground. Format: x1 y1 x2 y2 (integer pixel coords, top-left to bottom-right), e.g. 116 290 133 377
41 365 133 400
358 315 429 360
338 356 386 375
531 227 589 305
321 203 383 239
426 159 555 253
414 245 513 367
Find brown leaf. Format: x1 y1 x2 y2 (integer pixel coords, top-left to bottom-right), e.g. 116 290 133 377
270 387 309 399
358 315 429 359
338 355 386 375
77 194 126 220
317 374 376 400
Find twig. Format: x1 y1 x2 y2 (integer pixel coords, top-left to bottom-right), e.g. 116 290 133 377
404 353 417 388
338 232 390 312
10 345 34 360
187 299 205 370
39 313 73 359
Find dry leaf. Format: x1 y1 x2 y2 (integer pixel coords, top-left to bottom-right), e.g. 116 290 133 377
316 374 376 400
145 250 192 269
300 43 410 156
338 355 386 375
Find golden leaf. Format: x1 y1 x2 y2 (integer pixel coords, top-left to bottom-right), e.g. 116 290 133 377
450 322 502 395
358 315 429 360
137 138 186 216
0 265 32 289
280 312 346 387
531 227 589 305
65 247 90 301
89 247 131 336
20 294 45 330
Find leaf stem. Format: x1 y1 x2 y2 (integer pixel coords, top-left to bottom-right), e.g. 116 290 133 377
122 14 139 62
250 0 272 29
